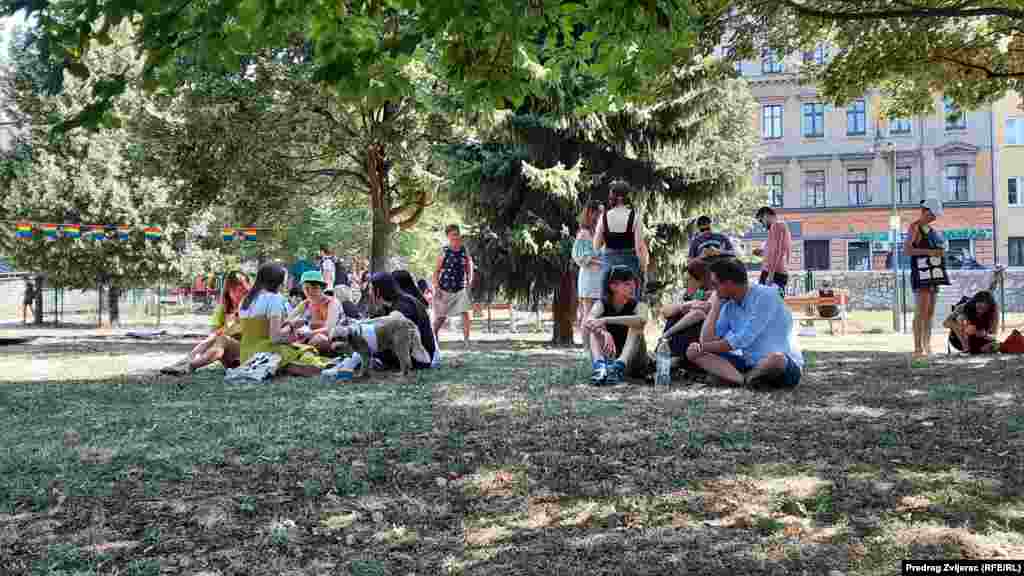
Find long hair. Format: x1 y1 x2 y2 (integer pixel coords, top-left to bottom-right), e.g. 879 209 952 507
242 263 286 311
221 271 251 316
971 290 998 332
601 265 637 308
608 182 631 208
393 270 428 307
579 200 601 233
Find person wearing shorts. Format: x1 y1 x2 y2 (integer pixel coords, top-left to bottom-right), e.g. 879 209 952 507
686 258 803 388
432 224 475 348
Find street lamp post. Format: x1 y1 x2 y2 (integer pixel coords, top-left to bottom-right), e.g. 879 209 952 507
887 142 902 333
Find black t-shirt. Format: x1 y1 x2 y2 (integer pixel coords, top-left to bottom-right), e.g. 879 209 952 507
601 299 638 352
391 293 436 360
961 300 992 331
688 232 735 259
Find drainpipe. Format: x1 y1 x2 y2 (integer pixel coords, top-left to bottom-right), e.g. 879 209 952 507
990 104 1000 267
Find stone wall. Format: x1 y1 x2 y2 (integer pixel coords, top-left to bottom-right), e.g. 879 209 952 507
669 269 1024 314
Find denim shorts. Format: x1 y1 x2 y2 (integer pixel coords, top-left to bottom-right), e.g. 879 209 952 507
718 353 801 387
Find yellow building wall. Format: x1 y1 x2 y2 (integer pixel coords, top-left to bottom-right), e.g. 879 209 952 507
996 91 1024 265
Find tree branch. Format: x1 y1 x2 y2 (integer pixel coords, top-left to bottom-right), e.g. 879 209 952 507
777 0 1024 20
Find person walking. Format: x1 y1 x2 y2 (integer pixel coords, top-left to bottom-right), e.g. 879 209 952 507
22 277 35 324
906 198 949 357
753 207 792 295
432 225 475 348
593 182 649 298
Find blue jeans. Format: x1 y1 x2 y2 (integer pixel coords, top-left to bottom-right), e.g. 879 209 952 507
718 353 802 388
602 250 643 299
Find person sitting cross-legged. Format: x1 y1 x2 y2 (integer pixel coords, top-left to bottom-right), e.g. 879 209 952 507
657 258 712 371
686 258 803 388
584 265 649 386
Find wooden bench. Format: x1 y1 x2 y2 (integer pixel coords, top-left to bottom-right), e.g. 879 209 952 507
784 292 849 335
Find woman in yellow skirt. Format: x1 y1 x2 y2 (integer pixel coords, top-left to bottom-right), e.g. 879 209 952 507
239 263 327 378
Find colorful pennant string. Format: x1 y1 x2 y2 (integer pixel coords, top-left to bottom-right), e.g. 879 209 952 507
16 222 32 238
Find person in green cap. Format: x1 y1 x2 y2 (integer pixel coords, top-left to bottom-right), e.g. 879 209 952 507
285 270 342 355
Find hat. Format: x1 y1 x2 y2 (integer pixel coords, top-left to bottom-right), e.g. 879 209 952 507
921 198 944 217
300 270 327 286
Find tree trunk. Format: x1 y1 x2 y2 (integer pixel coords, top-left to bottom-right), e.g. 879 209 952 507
108 284 121 327
368 142 392 274
551 270 577 346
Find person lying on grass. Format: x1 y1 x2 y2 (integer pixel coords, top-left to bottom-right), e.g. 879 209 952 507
657 258 712 370
584 265 649 386
162 271 250 375
239 263 328 378
686 257 803 388
285 270 341 355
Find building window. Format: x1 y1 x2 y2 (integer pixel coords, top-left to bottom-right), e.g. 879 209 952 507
945 164 968 201
848 241 871 271
846 100 866 135
896 166 912 203
803 171 826 207
1010 237 1024 267
890 117 912 134
944 97 966 130
762 49 783 73
762 104 783 139
764 172 784 207
805 240 831 271
848 168 870 205
1009 118 1024 145
802 45 828 65
1011 177 1022 206
802 103 824 137
947 239 973 269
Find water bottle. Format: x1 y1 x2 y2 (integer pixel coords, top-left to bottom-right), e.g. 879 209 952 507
655 340 672 386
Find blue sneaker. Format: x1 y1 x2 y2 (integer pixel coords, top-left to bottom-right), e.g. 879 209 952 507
589 360 608 386
605 360 626 385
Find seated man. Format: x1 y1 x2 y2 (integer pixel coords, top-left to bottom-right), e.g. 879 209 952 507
658 258 712 370
686 258 803 388
584 266 648 386
945 290 1000 354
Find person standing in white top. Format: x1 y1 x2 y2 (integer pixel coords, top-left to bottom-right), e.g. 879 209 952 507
593 181 649 298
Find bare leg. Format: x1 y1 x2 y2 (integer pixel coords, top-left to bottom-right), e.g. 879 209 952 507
432 315 447 344
617 328 647 378
462 311 471 344
283 364 322 377
686 348 745 385
743 353 788 383
190 344 225 371
577 298 593 334
589 330 608 363
917 289 933 356
675 309 706 332
923 289 936 355
308 334 333 355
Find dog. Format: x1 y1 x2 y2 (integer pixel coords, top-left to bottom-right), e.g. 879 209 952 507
334 311 430 377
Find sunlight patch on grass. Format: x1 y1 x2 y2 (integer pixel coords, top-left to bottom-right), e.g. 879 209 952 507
462 466 526 499
448 393 516 412
817 403 888 419
892 523 1024 558
372 524 418 547
973 392 1016 409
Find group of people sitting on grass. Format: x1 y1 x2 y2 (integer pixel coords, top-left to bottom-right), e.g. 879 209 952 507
584 255 804 388
161 263 443 379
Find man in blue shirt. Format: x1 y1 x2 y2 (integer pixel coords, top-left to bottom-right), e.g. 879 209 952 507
685 258 803 388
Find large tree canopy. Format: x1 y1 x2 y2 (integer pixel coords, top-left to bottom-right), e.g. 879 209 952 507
445 63 761 343
725 0 1024 116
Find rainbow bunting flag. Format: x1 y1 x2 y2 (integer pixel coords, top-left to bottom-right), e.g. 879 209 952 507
222 227 236 242
41 223 58 239
62 224 81 238
89 225 107 240
117 226 130 241
144 226 162 241
15 222 32 238
242 228 257 241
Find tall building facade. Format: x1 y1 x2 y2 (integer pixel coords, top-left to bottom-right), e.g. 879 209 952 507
995 92 1024 268
737 51 996 272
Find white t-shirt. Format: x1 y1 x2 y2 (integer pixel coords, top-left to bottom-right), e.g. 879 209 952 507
320 258 336 287
240 291 288 319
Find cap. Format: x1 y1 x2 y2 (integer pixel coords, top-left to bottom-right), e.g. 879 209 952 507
300 270 327 286
921 198 944 217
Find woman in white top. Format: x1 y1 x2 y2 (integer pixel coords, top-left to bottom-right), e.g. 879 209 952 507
593 181 650 298
239 263 328 378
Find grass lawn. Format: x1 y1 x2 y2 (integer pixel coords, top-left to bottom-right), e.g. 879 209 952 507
1 335 1023 575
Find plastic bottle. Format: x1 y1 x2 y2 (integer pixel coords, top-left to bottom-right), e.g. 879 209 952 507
655 339 672 386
